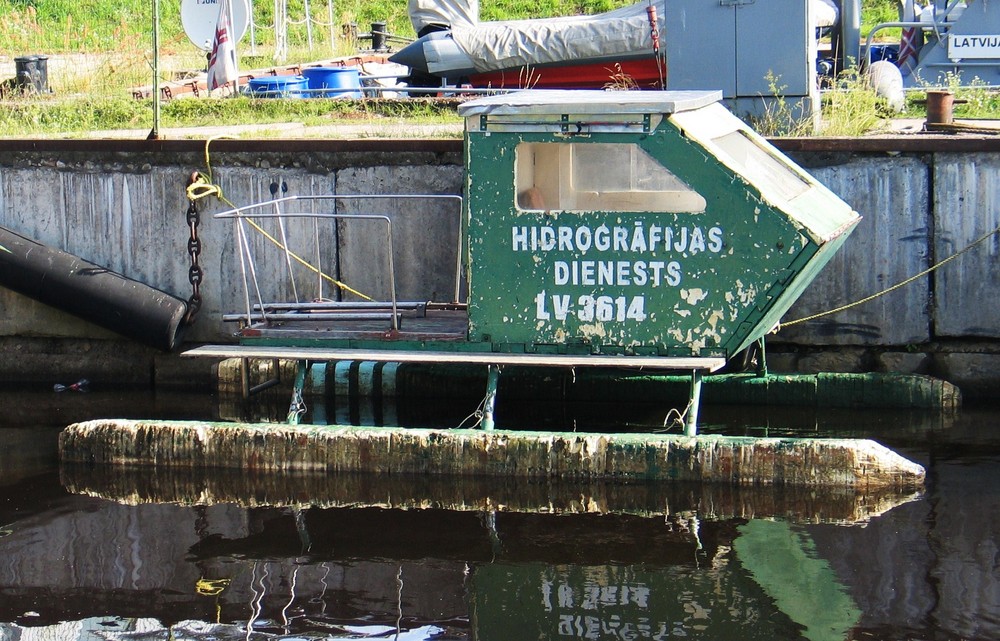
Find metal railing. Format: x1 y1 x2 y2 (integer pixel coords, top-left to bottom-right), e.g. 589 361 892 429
214 194 464 330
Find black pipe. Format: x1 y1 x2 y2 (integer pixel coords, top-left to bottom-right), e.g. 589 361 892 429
0 225 188 351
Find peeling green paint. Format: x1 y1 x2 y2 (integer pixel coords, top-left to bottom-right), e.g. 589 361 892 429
461 95 859 360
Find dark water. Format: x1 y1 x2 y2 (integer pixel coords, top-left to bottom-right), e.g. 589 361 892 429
0 388 998 641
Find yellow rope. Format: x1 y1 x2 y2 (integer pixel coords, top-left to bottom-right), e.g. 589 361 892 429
781 221 1000 327
242 217 373 301
187 137 372 301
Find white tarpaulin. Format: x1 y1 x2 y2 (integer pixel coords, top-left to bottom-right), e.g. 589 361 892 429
815 0 838 28
451 3 654 73
411 0 839 76
409 0 479 32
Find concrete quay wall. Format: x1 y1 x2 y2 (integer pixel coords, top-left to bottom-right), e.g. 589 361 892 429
1 137 999 398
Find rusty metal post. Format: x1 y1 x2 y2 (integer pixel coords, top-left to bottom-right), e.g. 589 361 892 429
926 90 955 126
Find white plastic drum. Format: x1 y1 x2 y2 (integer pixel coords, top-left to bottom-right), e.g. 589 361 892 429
181 0 252 51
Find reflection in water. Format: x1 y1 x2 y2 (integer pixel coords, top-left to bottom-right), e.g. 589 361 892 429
471 561 804 641
33 459 911 641
61 465 922 525
0 390 998 640
735 520 860 641
0 494 799 640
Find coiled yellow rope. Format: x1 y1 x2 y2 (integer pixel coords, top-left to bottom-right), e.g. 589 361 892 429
186 137 372 301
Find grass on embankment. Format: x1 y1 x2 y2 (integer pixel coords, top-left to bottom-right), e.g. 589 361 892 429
2 0 999 137
0 0 641 137
0 94 463 138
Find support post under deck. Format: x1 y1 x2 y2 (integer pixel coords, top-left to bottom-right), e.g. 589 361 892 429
756 336 768 377
240 357 282 398
685 369 704 437
286 359 308 424
482 364 500 431
185 345 726 433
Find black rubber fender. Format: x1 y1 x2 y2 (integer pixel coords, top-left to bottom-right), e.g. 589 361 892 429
0 224 188 351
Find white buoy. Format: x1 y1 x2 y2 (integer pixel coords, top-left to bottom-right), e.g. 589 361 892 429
867 60 906 113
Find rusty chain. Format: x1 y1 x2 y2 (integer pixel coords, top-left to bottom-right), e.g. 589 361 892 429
184 173 204 325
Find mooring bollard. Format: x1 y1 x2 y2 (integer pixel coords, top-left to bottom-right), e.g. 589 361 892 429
14 55 50 93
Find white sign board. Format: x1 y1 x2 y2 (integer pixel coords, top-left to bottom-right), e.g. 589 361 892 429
948 34 1000 60
181 0 252 52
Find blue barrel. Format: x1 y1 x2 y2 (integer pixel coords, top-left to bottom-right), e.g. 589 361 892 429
302 67 362 98
869 44 899 65
247 75 308 98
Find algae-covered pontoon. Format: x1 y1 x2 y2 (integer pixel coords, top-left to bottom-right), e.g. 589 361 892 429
184 90 861 433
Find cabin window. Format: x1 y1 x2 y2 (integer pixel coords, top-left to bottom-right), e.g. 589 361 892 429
711 130 810 202
515 142 707 213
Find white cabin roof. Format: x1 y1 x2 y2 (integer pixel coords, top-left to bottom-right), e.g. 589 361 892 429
457 90 723 117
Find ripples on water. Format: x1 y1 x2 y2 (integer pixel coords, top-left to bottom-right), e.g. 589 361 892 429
0 388 997 641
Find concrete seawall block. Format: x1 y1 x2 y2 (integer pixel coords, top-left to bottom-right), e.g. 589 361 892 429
934 352 1000 400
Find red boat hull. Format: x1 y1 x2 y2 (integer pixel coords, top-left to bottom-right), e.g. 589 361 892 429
468 57 665 90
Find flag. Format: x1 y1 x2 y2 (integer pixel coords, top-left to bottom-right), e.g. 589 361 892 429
897 0 921 76
207 0 238 91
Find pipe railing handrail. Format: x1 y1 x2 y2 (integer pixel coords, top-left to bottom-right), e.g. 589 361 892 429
218 194 466 327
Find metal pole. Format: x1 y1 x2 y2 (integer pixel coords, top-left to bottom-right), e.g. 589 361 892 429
328 0 336 55
756 336 768 377
270 185 300 303
684 369 703 437
842 0 862 69
304 0 314 49
482 364 500 431
314 217 323 300
250 0 258 56
151 0 160 139
287 359 308 424
231 0 240 94
385 219 399 330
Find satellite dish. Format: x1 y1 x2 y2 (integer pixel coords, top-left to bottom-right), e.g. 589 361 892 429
181 0 252 52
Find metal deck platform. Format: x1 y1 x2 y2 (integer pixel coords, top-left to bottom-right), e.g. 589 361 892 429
183 344 725 370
